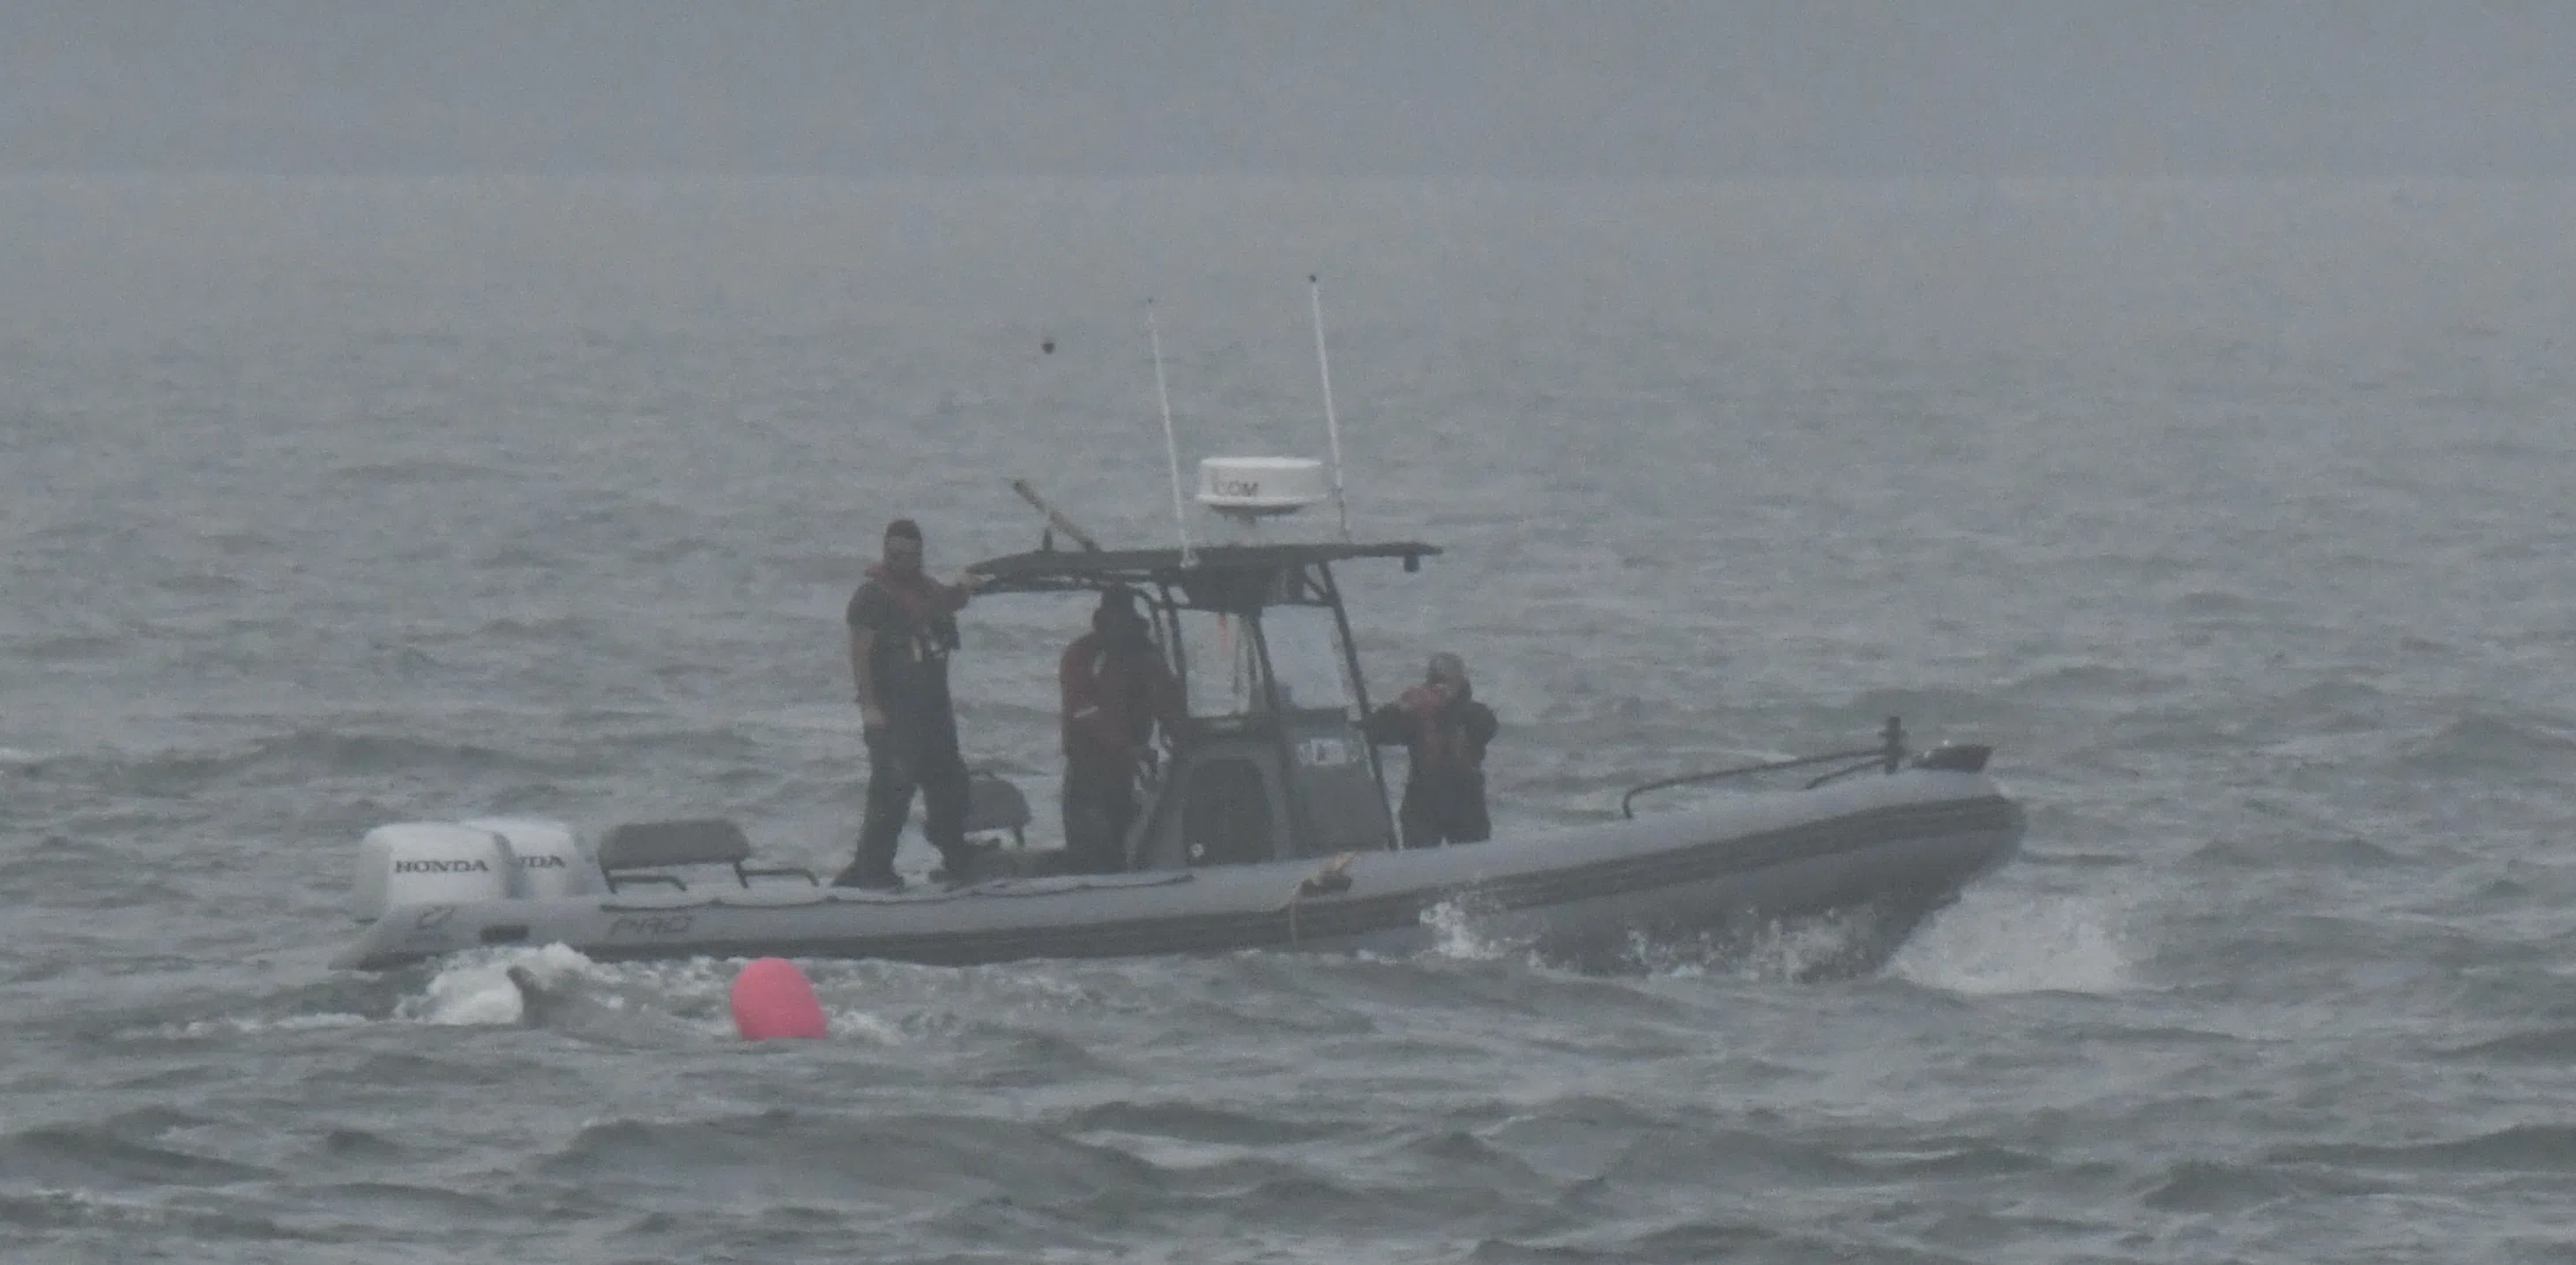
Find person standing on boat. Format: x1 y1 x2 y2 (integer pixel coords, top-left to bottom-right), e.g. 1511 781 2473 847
838 518 984 890
1057 587 1187 874
1364 651 1500 847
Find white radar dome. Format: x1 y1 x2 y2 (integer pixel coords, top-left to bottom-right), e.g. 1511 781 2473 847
1195 457 1329 522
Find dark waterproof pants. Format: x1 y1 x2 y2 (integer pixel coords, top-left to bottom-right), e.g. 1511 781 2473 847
846 709 972 884
1060 752 1140 874
1398 769 1491 849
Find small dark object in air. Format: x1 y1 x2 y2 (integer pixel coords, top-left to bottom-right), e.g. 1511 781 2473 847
1041 337 1055 353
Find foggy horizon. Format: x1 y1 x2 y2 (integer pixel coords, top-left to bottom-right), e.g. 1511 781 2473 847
4 2 2572 179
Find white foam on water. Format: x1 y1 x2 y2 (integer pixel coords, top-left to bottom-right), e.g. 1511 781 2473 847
481 949 913 1044
1420 898 1513 962
1672 910 1875 982
158 1012 373 1039
815 1006 906 1045
397 941 604 1026
400 961 528 1026
1613 904 1885 983
1889 885 2135 995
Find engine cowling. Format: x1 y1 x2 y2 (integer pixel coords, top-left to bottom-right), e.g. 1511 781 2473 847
461 817 592 900
352 818 591 921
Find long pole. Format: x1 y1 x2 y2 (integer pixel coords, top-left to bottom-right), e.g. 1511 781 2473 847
1308 274 1351 540
1148 302 1195 565
1009 478 1103 552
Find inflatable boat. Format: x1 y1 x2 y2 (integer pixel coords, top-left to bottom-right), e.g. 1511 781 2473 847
331 473 2022 975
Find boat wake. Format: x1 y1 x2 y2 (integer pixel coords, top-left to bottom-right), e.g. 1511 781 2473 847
1889 884 2135 995
1420 894 1954 983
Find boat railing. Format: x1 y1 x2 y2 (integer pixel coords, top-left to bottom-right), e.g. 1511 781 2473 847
1619 718 1907 819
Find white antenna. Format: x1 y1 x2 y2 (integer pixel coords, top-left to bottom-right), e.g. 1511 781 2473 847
1308 273 1351 540
1147 301 1195 565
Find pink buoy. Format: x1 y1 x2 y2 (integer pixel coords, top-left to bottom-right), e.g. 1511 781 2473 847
729 957 828 1041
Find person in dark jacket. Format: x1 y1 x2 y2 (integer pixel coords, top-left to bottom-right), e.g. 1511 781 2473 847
1057 588 1187 874
836 517 984 890
1363 651 1500 847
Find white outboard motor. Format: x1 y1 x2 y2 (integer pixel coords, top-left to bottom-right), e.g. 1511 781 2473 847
352 817 590 921
461 817 592 900
353 823 510 922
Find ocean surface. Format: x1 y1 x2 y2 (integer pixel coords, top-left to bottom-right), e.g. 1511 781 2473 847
4 175 2573 1263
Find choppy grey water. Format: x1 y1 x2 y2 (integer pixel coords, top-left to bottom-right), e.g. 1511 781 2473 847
4 175 2574 1263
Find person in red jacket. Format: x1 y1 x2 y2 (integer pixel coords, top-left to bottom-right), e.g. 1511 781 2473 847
1364 651 1500 847
1058 588 1188 873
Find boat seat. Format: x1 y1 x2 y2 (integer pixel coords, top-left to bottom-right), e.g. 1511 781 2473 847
595 818 818 893
964 771 1031 847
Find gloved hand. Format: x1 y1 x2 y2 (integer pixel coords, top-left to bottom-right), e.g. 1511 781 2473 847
1398 681 1456 716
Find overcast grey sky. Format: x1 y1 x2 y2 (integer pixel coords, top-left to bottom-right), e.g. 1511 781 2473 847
4 2 2571 176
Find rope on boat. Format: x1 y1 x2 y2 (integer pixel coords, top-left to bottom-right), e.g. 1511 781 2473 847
1618 718 1908 818
1284 852 1358 943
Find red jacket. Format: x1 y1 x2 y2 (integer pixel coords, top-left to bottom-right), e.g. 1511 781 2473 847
1060 632 1187 765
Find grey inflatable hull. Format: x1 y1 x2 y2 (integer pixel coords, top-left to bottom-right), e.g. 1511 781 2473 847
331 769 2021 974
